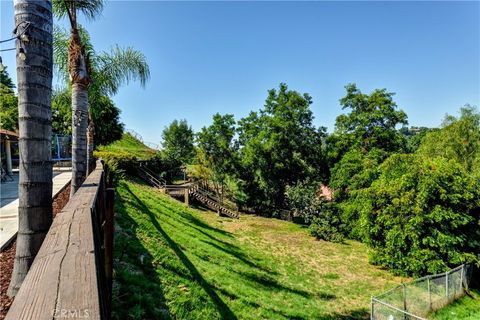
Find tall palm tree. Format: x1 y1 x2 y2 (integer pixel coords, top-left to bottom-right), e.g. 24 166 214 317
53 0 104 196
51 9 149 191
8 0 54 297
54 29 149 173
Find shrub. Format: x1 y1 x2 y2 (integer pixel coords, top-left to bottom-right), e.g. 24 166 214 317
286 181 345 242
309 202 345 243
359 154 480 276
94 150 138 185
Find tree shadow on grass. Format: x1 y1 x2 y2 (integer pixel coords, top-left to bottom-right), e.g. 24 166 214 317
160 217 240 253
238 297 366 320
237 270 335 300
123 184 238 320
157 196 234 238
113 191 172 320
200 239 274 273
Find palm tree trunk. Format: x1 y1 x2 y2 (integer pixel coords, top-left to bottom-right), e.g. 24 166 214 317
8 0 53 297
86 111 95 174
68 25 90 196
70 82 89 196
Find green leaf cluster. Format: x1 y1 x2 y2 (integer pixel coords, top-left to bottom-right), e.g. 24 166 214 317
0 69 18 131
236 83 325 213
358 154 479 276
161 119 195 166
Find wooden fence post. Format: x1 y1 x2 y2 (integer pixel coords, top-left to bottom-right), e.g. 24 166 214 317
105 187 115 311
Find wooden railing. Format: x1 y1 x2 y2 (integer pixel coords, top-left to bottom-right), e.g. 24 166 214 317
189 186 240 219
137 162 166 189
6 160 114 320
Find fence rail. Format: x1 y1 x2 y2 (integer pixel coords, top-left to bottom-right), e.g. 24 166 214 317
6 160 114 320
371 264 472 320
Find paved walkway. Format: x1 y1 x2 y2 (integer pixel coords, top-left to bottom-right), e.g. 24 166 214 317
0 170 71 250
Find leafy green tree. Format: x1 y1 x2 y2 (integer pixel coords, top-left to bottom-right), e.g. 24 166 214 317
197 113 237 204
329 148 387 199
285 181 344 242
417 105 480 173
237 83 325 213
326 84 409 219
327 148 388 238
358 154 480 276
399 126 435 153
161 119 195 165
90 96 124 146
336 83 408 152
52 88 124 146
0 83 18 132
285 180 322 223
0 67 15 89
326 84 408 176
52 88 72 135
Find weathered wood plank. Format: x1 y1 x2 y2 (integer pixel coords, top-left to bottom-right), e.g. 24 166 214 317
6 161 106 320
55 207 100 319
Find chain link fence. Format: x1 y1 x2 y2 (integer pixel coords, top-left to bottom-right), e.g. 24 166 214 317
126 129 159 150
371 264 472 320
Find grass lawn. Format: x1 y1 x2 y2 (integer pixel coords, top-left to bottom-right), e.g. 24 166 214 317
97 132 157 160
429 289 480 320
112 178 407 320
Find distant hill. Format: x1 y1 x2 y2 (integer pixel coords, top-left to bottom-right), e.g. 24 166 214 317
96 132 157 160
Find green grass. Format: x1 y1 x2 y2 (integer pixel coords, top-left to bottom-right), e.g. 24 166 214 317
112 178 408 320
97 133 157 160
429 289 480 320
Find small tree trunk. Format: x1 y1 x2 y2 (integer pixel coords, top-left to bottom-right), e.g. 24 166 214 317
8 0 53 297
86 111 94 174
70 82 88 196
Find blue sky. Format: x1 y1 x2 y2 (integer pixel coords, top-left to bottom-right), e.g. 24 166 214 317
1 1 479 145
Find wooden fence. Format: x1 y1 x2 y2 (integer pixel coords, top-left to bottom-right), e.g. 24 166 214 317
6 160 114 320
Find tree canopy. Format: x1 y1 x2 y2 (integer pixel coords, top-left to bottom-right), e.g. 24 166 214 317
51 87 124 146
234 83 325 213
359 154 480 276
196 113 237 202
161 119 195 165
0 69 18 131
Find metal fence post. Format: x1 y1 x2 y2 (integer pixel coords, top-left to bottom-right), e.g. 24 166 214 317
428 276 432 311
371 297 374 320
445 271 449 300
403 283 407 319
460 264 464 291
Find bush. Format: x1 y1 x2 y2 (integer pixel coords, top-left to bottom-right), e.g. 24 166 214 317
309 202 345 243
359 154 480 276
285 181 345 242
94 150 138 185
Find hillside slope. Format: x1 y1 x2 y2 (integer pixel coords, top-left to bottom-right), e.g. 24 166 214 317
97 132 157 160
112 178 407 319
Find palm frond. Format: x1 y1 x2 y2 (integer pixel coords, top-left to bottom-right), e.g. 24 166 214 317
53 0 105 21
53 25 70 82
93 45 150 96
53 24 96 82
